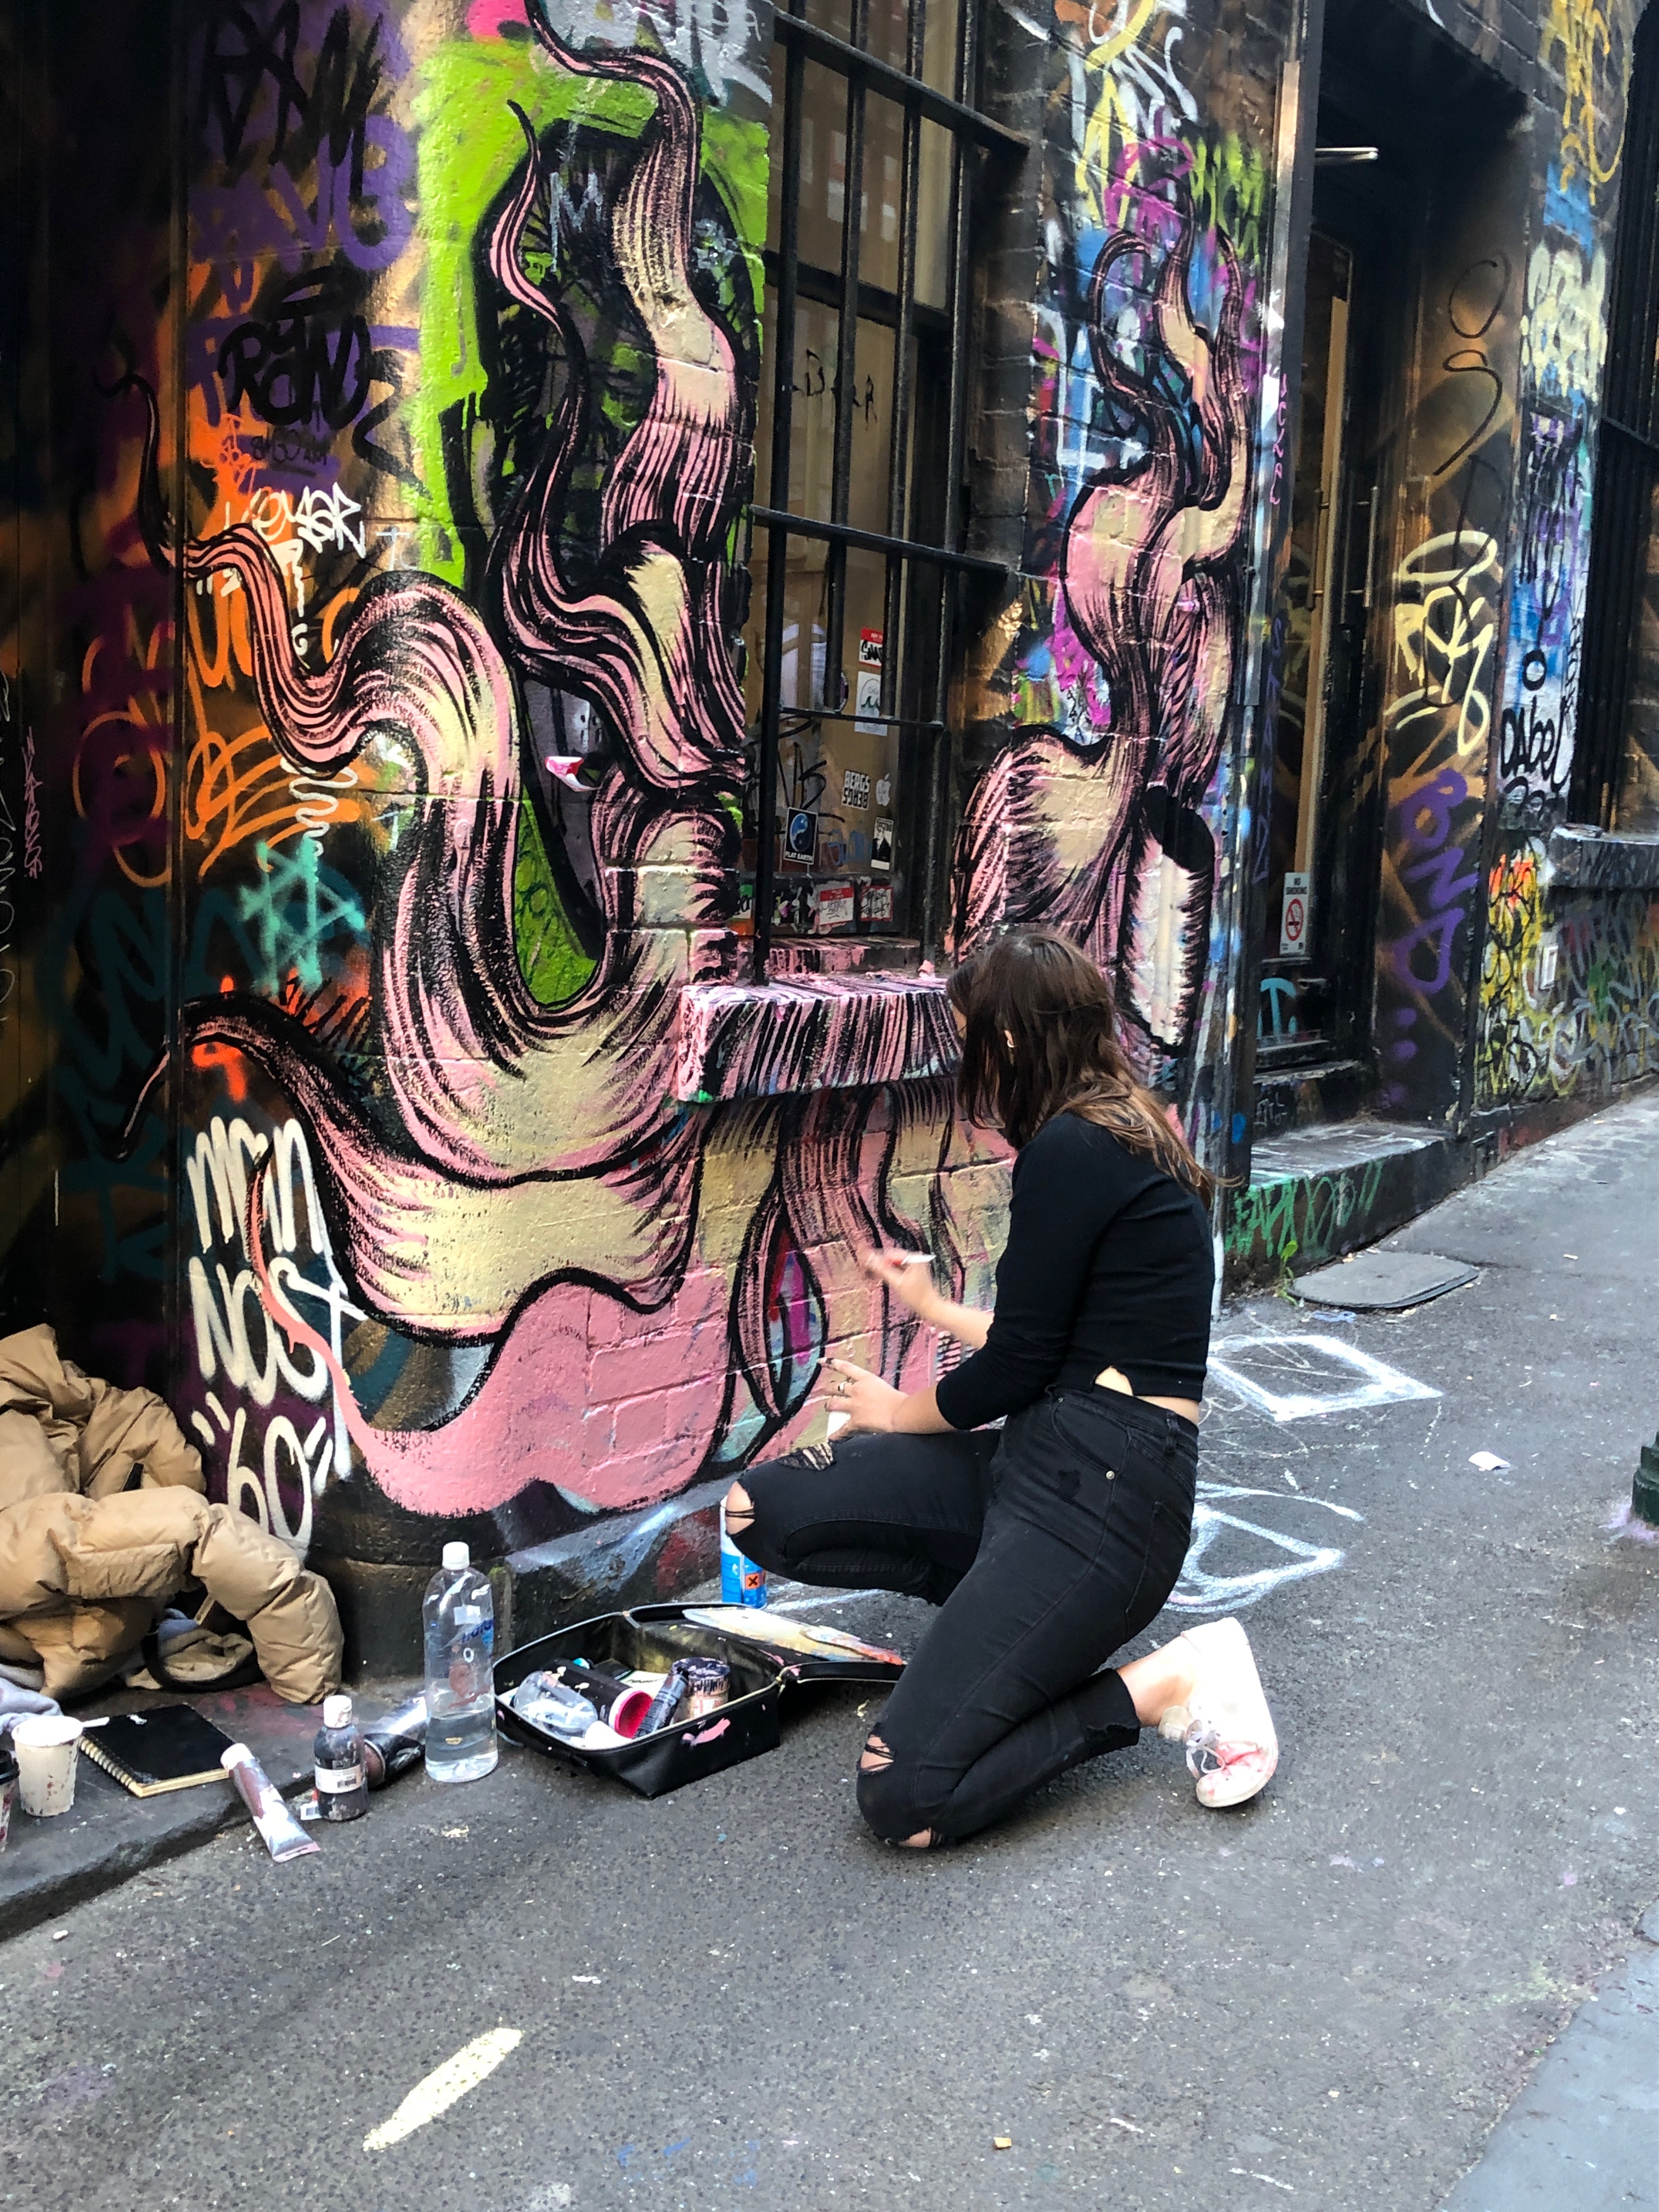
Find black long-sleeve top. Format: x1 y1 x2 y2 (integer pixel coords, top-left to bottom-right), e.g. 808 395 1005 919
933 1111 1214 1430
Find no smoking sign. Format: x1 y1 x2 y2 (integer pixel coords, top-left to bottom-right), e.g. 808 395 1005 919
1279 871 1311 958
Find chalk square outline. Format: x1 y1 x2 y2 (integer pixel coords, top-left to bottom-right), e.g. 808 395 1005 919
1207 1332 1441 1423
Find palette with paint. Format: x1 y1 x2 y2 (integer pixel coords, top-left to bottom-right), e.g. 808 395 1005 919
494 1604 905 1799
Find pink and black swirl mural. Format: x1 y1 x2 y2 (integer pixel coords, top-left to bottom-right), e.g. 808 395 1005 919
159 0 991 1554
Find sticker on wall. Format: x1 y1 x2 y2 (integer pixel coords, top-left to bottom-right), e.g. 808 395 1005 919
876 774 891 808
871 819 894 873
861 882 894 925
1279 871 1311 957
842 768 871 811
856 630 884 729
772 881 815 933
816 881 855 933
782 810 818 867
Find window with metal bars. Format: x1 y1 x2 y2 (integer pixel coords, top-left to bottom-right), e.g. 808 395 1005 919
1573 0 1659 831
739 0 1020 976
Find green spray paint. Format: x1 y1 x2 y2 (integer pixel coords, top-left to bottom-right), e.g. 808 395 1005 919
408 38 769 585
405 35 769 1007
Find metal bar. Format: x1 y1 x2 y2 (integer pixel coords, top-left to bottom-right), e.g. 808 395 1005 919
761 249 951 336
1600 414 1659 465
752 33 808 981
770 708 948 735
749 504 1007 577
822 0 870 725
881 0 925 719
919 0 978 957
771 8 1026 152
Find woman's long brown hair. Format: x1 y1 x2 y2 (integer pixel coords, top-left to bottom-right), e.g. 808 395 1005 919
947 928 1217 1203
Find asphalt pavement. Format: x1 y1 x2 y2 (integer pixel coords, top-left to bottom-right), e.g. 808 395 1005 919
4 1090 1656 2212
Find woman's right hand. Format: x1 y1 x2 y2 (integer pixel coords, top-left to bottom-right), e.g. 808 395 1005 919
861 1248 939 1322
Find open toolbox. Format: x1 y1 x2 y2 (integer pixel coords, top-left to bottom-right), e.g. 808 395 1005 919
494 1602 906 1798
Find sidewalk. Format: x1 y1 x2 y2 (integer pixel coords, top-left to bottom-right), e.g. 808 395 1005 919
1442 1905 1659 2209
0 1679 417 1941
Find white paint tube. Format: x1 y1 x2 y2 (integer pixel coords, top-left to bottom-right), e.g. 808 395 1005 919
222 1743 319 1862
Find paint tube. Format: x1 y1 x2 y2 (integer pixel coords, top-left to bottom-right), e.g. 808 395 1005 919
361 1694 428 1789
221 1743 319 1863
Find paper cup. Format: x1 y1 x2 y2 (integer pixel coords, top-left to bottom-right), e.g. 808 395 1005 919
14 1716 84 1817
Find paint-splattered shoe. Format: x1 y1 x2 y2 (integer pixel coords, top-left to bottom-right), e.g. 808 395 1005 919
1156 1616 1278 1808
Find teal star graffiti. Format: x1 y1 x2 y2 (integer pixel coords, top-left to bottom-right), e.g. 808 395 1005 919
238 839 367 995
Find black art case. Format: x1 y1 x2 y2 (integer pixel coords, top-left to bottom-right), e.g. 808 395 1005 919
494 1602 905 1798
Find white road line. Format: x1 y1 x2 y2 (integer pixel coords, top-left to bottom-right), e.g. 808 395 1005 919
362 2027 522 2153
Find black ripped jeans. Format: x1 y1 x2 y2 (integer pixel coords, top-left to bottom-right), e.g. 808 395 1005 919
736 1388 1198 1844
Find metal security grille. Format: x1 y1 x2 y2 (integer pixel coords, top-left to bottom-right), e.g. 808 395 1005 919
747 0 1021 977
1573 1 1659 827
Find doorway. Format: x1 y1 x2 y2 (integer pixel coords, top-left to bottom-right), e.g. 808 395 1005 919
1257 145 1401 1087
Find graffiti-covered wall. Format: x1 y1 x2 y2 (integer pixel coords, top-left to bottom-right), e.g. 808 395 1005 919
1474 0 1659 1113
166 0 1025 1600
3 0 1657 1652
953 0 1296 1176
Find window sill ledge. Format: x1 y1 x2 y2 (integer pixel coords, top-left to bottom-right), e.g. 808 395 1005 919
1546 823 1659 891
674 972 956 1104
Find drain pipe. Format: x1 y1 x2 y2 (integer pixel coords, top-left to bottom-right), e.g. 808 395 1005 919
1635 1434 1659 1527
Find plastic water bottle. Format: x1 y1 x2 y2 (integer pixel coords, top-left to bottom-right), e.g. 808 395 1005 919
313 1694 367 1821
720 1498 768 1606
423 1543 499 1782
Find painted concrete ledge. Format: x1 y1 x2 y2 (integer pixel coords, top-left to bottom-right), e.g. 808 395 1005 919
1225 1119 1483 1290
1546 822 1659 891
673 974 955 1103
0 1683 346 1943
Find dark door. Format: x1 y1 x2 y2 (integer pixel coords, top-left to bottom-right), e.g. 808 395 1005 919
1259 222 1386 1075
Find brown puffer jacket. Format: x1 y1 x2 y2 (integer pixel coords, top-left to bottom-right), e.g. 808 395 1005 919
0 1324 342 1703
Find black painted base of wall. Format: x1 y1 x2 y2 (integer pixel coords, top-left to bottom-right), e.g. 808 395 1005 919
320 1476 728 1681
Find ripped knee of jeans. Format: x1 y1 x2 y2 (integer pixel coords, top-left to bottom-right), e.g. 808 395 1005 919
723 1480 754 1536
855 1733 939 1846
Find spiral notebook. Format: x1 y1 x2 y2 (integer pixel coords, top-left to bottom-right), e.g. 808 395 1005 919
78 1706 236 1797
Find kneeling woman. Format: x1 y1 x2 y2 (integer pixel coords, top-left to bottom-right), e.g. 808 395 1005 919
724 928 1276 1848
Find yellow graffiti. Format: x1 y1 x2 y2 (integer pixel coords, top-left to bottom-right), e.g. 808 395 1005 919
1391 531 1500 775
1084 0 1160 69
1070 0 1198 218
1545 0 1624 202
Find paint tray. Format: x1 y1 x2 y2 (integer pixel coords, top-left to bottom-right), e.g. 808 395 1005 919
494 1602 905 1799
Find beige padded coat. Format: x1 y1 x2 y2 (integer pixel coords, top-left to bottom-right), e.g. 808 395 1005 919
0 1325 342 1703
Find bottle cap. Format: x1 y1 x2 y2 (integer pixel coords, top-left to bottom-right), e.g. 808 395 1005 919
220 1743 251 1771
323 1695 352 1729
441 1541 470 1570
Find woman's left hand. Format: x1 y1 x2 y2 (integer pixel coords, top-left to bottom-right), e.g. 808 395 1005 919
823 1357 905 1434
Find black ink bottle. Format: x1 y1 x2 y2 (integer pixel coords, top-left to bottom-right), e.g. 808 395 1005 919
313 1694 367 1822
